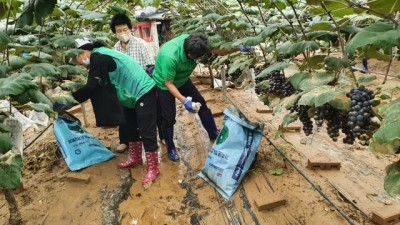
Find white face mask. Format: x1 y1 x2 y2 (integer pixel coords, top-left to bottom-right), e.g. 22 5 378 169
118 33 131 43
82 57 90 66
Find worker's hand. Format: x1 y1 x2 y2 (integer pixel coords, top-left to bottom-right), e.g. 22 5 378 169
239 45 252 53
183 97 201 113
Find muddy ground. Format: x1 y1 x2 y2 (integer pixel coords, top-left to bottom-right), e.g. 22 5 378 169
1 59 400 225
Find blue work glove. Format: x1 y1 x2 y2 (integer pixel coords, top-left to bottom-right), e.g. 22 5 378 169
183 97 200 113
239 45 252 53
53 102 68 112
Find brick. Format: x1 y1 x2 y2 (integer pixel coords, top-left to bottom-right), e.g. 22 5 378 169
282 126 302 132
307 158 341 170
66 173 91 184
256 107 272 114
254 195 287 211
372 205 400 225
212 111 224 117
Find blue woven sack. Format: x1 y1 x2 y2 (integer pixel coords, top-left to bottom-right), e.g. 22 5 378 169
199 105 264 199
53 118 115 171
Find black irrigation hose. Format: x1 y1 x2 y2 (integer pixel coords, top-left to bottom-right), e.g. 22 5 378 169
23 123 53 151
223 94 355 225
262 134 356 225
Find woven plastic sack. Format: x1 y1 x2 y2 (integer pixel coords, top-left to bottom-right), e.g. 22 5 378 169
199 105 264 200
53 118 115 171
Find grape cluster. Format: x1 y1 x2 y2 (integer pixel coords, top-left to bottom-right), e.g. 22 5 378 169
254 64 270 95
314 104 341 141
347 85 375 146
228 69 243 82
266 71 296 97
340 113 355 144
290 98 313 136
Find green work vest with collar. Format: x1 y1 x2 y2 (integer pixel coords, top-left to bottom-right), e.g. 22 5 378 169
93 47 156 108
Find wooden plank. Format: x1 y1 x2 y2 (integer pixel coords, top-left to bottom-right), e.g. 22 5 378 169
66 173 91 184
256 107 272 114
307 157 341 170
372 204 400 225
254 195 287 211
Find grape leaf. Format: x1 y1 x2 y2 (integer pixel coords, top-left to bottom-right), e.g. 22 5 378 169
7 55 28 70
278 41 320 57
298 85 345 107
0 133 12 154
324 57 350 71
256 62 292 79
0 31 12 52
371 99 400 155
384 160 400 196
232 36 264 47
23 63 61 77
0 151 23 189
368 0 400 17
289 72 335 91
280 113 298 127
51 35 81 48
19 102 55 117
0 123 11 133
346 23 400 56
46 89 78 105
0 73 37 98
12 88 53 106
58 65 86 76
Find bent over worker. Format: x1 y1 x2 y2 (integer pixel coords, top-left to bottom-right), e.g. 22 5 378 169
153 34 219 162
69 39 159 186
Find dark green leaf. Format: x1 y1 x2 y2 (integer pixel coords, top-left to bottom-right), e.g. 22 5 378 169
23 63 61 77
0 124 11 133
324 57 350 71
35 0 57 24
259 26 279 39
7 55 28 70
0 151 23 189
0 73 37 99
0 65 11 78
0 31 12 52
346 23 400 56
51 35 81 48
232 36 263 47
368 0 400 17
12 88 53 106
256 62 292 79
278 41 320 57
0 133 12 155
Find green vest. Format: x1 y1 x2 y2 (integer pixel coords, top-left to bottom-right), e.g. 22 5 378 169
93 47 155 108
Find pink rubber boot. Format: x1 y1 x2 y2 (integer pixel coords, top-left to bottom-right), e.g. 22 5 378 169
143 150 160 187
118 142 143 169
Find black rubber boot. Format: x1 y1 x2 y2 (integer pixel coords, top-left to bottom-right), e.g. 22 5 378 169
162 127 180 161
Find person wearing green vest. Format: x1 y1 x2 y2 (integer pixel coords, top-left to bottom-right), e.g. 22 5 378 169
69 38 159 187
153 33 219 162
